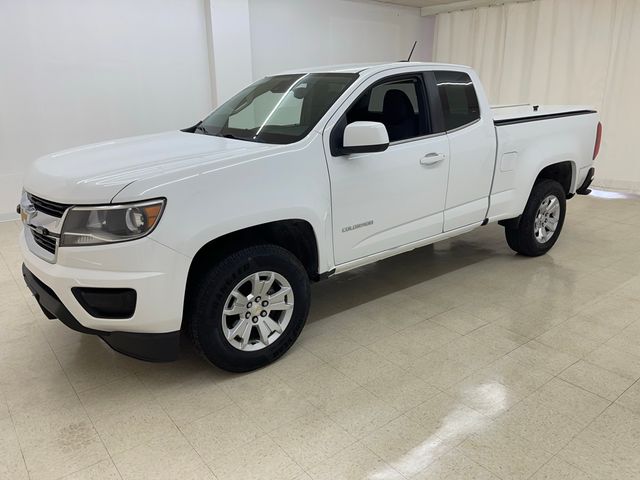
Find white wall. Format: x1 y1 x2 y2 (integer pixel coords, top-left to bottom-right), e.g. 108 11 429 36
249 0 435 79
0 0 213 219
207 0 254 104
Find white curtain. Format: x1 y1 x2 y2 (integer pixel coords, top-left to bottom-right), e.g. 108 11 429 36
433 0 640 193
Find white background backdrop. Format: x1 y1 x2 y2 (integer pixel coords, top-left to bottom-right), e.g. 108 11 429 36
249 0 433 79
433 0 640 193
0 0 434 219
0 0 213 219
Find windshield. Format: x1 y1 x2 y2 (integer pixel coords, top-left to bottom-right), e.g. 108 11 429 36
194 73 358 144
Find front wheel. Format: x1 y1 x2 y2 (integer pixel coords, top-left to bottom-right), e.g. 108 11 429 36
187 245 310 372
504 179 566 257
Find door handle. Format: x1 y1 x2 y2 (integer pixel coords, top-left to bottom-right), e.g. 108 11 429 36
420 153 446 166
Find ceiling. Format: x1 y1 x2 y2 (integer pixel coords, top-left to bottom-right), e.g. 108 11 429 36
377 0 467 7
377 0 530 14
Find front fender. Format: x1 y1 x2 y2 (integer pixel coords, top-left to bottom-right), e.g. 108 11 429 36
113 134 335 273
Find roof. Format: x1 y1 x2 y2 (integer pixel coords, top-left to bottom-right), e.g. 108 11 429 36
277 61 470 76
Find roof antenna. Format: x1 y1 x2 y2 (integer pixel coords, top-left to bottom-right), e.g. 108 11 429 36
403 41 417 62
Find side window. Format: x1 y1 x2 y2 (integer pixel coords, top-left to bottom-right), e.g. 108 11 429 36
434 71 480 131
346 76 428 142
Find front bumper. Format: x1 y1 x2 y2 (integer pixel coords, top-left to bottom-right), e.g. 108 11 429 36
23 265 179 362
20 232 192 362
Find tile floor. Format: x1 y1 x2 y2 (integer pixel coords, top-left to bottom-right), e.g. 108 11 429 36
1 189 640 480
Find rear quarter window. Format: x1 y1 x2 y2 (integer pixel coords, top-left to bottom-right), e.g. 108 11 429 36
434 71 480 131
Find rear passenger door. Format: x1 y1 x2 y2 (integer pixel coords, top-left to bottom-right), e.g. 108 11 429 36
432 71 496 231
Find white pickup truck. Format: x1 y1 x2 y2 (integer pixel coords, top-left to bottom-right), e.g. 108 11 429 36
19 62 601 371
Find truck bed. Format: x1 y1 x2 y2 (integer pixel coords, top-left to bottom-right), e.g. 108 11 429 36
491 104 596 126
487 103 599 224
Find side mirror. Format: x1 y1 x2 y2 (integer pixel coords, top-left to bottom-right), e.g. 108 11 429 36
341 121 389 154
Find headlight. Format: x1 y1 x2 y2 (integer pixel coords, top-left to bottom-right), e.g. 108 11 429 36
60 199 165 247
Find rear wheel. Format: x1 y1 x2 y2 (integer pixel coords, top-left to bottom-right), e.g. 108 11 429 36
187 245 310 372
504 179 566 256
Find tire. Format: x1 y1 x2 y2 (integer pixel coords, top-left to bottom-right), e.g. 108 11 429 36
187 245 310 372
504 179 566 257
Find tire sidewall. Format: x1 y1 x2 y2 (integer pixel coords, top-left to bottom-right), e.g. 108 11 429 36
520 180 567 255
193 246 310 372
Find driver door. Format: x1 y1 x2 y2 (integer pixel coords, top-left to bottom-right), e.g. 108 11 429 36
325 73 450 265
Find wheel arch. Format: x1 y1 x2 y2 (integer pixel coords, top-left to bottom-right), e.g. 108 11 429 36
499 160 575 229
534 160 576 196
184 218 320 306
189 218 319 275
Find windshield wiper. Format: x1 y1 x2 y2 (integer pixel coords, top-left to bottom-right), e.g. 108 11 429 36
220 132 260 143
194 125 257 143
194 123 208 134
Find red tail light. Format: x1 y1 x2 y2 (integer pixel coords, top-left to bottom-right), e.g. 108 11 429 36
593 122 602 160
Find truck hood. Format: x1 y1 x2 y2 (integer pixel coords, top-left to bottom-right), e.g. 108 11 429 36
23 131 276 204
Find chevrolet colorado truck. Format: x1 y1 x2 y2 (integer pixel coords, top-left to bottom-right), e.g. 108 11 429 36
19 62 601 371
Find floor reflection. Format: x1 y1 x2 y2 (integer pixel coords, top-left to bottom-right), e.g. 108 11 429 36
589 188 639 200
370 382 506 478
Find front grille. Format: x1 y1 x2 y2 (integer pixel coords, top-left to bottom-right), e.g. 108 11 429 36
28 194 71 218
32 229 57 254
